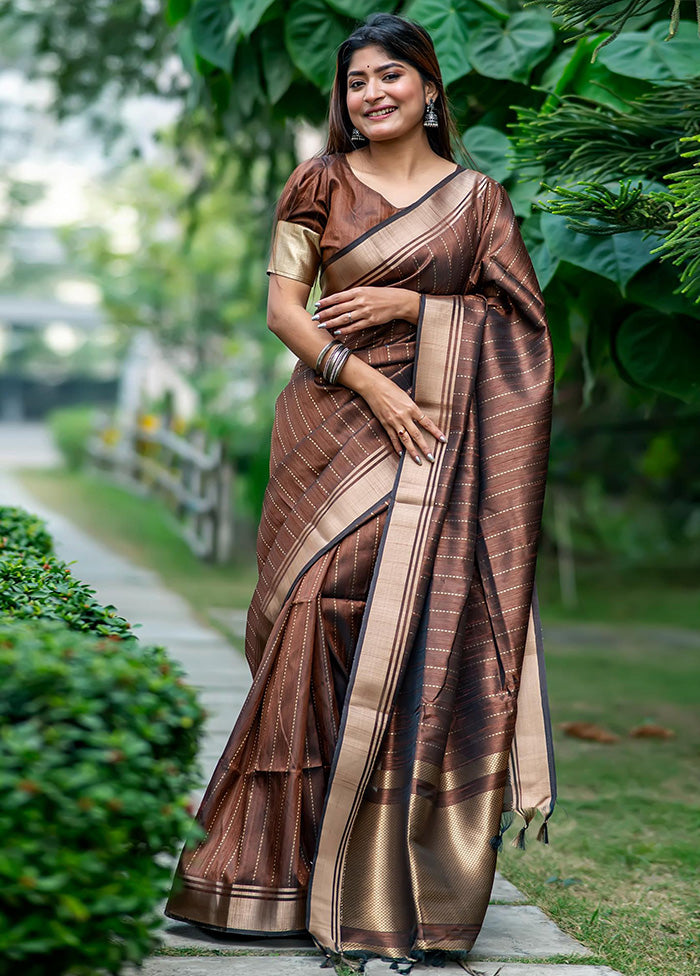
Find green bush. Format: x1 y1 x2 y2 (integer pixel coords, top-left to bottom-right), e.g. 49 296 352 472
0 507 54 558
0 618 207 976
0 507 130 637
48 405 95 471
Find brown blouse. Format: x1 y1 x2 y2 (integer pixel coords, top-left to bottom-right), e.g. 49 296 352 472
266 152 465 286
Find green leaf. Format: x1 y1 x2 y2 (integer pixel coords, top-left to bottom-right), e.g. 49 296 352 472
627 261 700 322
166 0 193 26
284 0 349 92
461 124 513 183
190 0 238 71
259 19 295 104
597 20 700 82
402 0 485 85
613 309 700 403
540 277 573 380
521 212 559 291
468 10 555 84
539 36 653 111
232 0 276 36
540 211 662 292
325 0 397 16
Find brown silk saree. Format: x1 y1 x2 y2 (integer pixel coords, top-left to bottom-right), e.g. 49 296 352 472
165 154 557 962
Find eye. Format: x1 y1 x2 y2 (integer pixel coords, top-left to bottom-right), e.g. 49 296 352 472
348 79 364 90
383 72 400 81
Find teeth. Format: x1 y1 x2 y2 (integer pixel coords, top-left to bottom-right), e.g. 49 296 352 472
367 108 395 118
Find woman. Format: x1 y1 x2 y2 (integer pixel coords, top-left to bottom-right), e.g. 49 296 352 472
165 12 556 967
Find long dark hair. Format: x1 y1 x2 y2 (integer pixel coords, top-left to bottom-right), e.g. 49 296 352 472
324 13 470 165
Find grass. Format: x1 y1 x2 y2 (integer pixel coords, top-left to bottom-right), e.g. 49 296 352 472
18 466 700 976
498 623 700 976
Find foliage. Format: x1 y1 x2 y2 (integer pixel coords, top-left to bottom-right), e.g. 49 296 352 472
0 506 131 637
527 0 700 56
651 135 700 300
0 507 53 559
48 405 96 471
513 16 700 315
5 0 700 462
0 617 206 976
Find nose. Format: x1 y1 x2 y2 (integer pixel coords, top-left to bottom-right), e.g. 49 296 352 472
364 77 384 102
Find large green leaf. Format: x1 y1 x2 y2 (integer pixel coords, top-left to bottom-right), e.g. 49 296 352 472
232 0 277 36
325 0 397 17
540 211 662 292
613 309 700 403
539 37 653 110
167 0 193 26
521 212 559 291
461 124 514 182
259 19 295 104
190 0 237 70
468 11 554 84
402 0 486 85
597 20 700 82
285 0 349 92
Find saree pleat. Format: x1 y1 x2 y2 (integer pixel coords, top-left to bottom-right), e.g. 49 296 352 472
165 158 556 961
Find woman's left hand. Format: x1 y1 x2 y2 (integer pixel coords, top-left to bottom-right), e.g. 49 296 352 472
312 287 421 336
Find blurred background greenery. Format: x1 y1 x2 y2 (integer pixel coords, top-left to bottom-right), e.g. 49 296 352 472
1 2 699 975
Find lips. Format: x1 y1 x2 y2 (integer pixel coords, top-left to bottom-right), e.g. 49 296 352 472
365 106 397 119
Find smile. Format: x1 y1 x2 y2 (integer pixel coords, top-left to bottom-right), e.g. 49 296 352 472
365 106 397 119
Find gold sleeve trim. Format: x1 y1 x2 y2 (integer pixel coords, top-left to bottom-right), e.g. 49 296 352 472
266 220 321 286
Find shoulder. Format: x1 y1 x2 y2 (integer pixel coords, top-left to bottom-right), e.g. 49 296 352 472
284 154 336 189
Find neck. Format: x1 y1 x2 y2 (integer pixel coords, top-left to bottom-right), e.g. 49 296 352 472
361 128 438 177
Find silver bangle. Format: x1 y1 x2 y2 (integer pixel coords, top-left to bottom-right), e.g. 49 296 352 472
325 345 351 384
315 339 340 373
322 344 345 383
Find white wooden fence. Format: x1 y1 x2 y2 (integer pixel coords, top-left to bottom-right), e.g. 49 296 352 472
88 419 233 563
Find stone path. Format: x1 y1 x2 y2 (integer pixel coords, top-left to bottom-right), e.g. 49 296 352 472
0 423 623 976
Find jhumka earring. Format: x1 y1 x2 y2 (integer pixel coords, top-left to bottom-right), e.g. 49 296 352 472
351 127 367 143
424 98 439 128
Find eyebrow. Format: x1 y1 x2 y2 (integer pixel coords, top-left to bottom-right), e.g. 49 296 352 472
347 61 404 78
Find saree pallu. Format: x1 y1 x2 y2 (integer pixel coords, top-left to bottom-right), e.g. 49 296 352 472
165 168 557 962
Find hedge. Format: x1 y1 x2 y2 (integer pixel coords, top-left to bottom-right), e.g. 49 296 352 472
0 506 130 637
0 508 207 975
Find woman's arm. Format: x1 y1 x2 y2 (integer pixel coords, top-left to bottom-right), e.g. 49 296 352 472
267 274 445 462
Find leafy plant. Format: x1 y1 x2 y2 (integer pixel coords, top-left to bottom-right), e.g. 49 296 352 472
0 618 206 976
0 507 54 559
0 507 131 638
48 405 96 471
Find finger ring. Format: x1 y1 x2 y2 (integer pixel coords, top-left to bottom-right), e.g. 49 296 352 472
347 313 352 323
398 427 406 436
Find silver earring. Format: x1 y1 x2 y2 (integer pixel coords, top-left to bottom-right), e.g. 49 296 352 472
351 127 366 143
424 98 439 128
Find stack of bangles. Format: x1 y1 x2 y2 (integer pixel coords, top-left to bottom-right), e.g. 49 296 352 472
315 338 351 384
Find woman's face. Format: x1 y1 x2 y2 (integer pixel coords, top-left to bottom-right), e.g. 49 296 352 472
346 44 434 144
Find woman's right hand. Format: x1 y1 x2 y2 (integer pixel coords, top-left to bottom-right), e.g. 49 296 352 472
361 373 446 464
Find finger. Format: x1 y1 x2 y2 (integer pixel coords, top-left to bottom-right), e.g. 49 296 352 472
313 302 357 328
331 316 370 337
387 429 402 456
408 422 435 462
415 411 447 444
397 426 423 465
315 289 359 311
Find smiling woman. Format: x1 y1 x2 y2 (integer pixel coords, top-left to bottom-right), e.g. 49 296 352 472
165 12 557 969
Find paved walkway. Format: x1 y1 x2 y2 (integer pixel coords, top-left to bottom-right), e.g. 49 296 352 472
0 423 623 976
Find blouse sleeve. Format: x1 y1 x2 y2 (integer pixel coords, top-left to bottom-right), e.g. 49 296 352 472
266 157 329 286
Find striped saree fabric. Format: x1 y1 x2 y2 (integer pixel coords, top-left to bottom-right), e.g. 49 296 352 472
165 157 556 964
